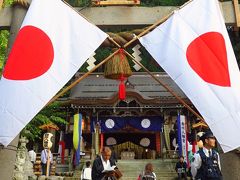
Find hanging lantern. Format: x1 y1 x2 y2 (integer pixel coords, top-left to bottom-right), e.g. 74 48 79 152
104 49 132 100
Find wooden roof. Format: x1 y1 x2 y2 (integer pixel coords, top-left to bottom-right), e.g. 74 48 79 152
64 72 191 107
39 123 59 131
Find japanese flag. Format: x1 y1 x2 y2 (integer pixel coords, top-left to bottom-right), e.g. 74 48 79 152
0 0 108 146
140 0 240 152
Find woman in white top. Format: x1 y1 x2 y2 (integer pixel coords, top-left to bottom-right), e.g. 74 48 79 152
81 161 92 180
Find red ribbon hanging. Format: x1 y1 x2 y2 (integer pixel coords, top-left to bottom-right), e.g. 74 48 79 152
118 49 126 100
119 76 126 100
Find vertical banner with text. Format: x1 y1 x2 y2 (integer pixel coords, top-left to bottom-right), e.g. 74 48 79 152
177 115 188 160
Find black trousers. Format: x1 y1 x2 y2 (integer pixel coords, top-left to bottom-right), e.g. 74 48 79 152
41 163 51 175
178 172 187 180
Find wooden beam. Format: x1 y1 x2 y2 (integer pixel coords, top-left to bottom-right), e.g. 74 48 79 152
92 0 140 6
233 0 240 27
0 7 12 30
79 2 238 26
0 2 239 28
0 0 3 9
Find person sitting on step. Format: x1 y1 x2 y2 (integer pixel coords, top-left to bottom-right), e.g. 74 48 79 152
138 163 157 180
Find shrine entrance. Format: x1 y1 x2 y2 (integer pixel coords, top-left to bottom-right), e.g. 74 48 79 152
92 115 163 159
112 140 156 160
66 73 191 160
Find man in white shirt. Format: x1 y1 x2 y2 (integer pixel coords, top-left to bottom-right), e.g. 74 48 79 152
191 131 222 180
41 148 53 175
28 147 36 164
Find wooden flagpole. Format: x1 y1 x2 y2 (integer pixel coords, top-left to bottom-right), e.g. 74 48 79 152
47 49 119 105
123 49 204 121
123 0 193 48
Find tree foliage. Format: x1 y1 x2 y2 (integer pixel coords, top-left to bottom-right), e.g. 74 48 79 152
22 102 68 141
2 0 14 7
0 30 9 74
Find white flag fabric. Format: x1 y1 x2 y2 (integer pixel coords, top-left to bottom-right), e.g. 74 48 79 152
0 0 108 146
139 0 240 152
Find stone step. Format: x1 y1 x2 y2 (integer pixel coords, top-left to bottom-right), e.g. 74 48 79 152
66 159 184 180
116 159 178 179
63 176 191 180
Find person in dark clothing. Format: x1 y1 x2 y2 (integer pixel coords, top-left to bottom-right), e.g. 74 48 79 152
110 146 117 164
175 156 188 180
191 131 222 180
92 147 118 180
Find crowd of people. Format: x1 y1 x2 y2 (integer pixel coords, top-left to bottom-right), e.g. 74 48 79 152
27 131 222 180
175 131 222 180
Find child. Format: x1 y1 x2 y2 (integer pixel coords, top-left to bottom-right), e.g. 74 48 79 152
81 161 92 180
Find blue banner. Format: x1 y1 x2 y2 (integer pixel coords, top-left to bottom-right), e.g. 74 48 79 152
177 114 188 160
91 116 163 133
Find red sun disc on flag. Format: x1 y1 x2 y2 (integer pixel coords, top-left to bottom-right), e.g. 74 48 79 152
3 25 54 80
186 32 230 87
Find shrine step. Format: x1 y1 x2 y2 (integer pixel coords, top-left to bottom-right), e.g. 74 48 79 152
116 159 179 179
68 159 189 180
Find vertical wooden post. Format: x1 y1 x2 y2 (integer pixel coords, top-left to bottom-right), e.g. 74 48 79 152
95 123 100 155
233 0 240 27
0 0 3 9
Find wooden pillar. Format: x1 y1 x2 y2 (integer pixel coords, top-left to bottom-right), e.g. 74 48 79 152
233 0 240 27
95 123 100 155
0 1 31 179
0 0 3 9
100 133 104 151
155 132 161 155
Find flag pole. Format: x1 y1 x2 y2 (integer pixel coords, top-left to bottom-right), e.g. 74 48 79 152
47 49 120 105
123 0 193 48
124 49 204 121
